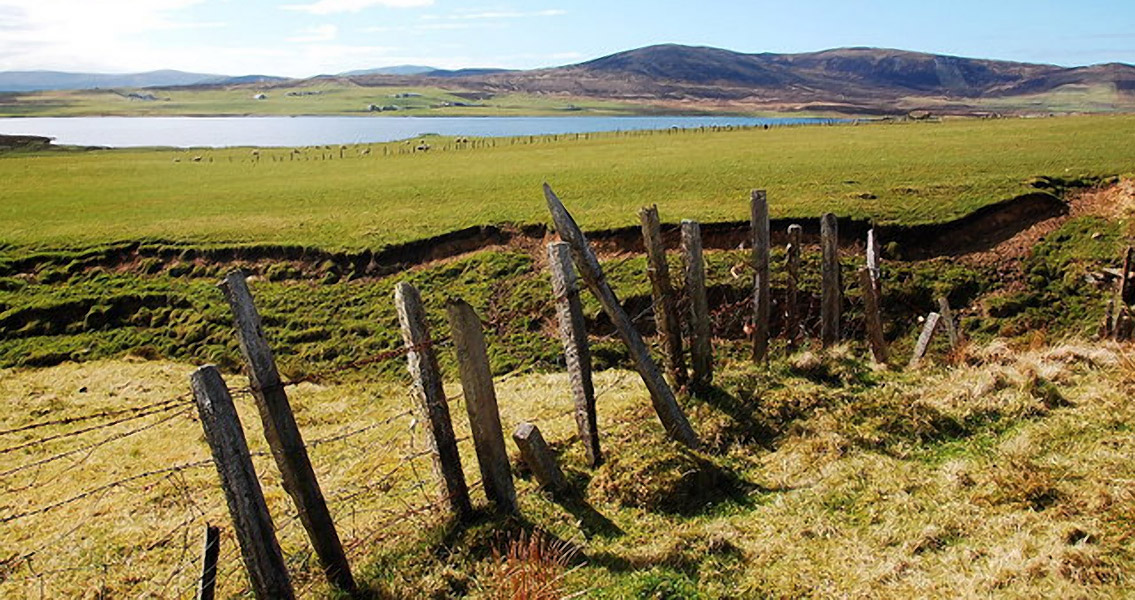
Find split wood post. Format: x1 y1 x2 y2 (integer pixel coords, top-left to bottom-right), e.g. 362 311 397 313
512 423 569 495
447 300 518 514
751 190 771 361
639 205 687 387
190 366 294 600
394 282 472 518
219 272 355 593
867 228 882 296
785 224 803 347
546 243 601 467
858 267 889 364
820 213 841 348
908 312 942 368
937 297 962 351
681 220 713 386
544 184 699 449
196 524 221 600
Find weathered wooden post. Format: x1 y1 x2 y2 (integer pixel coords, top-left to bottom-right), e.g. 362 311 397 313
1122 247 1135 305
394 282 472 517
681 220 713 386
937 297 962 351
219 272 354 593
639 205 687 386
196 524 221 600
543 184 699 449
820 213 841 348
866 228 882 296
909 312 942 368
785 224 803 347
447 300 518 514
546 243 601 467
190 366 294 600
512 423 569 495
751 190 771 361
858 267 889 364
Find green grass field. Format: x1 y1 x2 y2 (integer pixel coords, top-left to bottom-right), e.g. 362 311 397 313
2 115 1134 253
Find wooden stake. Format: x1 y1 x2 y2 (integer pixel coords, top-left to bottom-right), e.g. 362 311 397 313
785 224 803 347
751 190 771 361
190 366 294 600
447 300 518 513
867 228 882 296
681 221 713 386
219 272 354 593
937 297 961 350
858 267 889 364
196 525 220 600
1122 247 1135 305
543 184 699 449
512 423 568 494
394 282 472 518
909 312 942 368
820 213 841 348
546 243 601 467
639 205 687 386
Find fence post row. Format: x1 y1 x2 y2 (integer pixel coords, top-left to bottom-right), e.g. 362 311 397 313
394 282 473 518
858 267 889 364
190 366 295 600
196 524 221 600
512 423 569 495
219 272 355 593
681 220 714 386
751 190 771 362
546 242 602 468
785 224 803 348
820 213 841 348
544 184 699 449
639 205 688 387
909 312 942 368
447 299 518 514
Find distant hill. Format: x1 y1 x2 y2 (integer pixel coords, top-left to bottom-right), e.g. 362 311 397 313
0 69 226 92
339 65 437 76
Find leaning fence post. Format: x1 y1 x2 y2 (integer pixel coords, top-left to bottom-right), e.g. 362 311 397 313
447 300 518 514
751 190 771 361
190 366 294 600
546 243 601 467
909 312 942 368
858 267 889 364
219 272 355 593
544 184 700 449
394 282 472 518
196 524 221 600
820 213 841 348
785 224 803 347
512 423 569 495
640 205 687 387
937 297 962 351
681 220 713 386
867 228 882 296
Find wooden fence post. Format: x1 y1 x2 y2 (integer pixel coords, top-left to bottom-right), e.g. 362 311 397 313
447 300 518 514
751 190 771 361
820 213 841 348
546 243 601 467
785 224 802 347
196 524 220 600
937 297 962 351
858 267 889 364
909 312 942 368
190 366 294 600
219 272 355 593
394 282 472 518
1122 247 1134 305
867 228 882 296
639 205 687 387
681 221 713 386
512 423 569 495
544 184 699 449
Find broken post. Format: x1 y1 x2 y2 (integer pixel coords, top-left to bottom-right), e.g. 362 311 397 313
858 267 889 364
639 205 687 387
394 282 472 518
219 272 355 593
512 423 569 495
751 190 771 361
196 524 221 600
547 242 601 468
937 297 962 351
785 224 803 347
544 184 699 449
820 213 841 348
191 366 294 600
909 312 942 368
447 300 518 514
681 220 713 386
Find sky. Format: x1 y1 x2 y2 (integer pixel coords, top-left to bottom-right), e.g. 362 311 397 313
0 0 1133 77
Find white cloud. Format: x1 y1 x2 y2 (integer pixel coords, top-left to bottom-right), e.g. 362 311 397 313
280 0 432 15
288 24 339 43
424 9 566 20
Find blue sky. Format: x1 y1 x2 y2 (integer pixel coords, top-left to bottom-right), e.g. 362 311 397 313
1 0 1133 76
